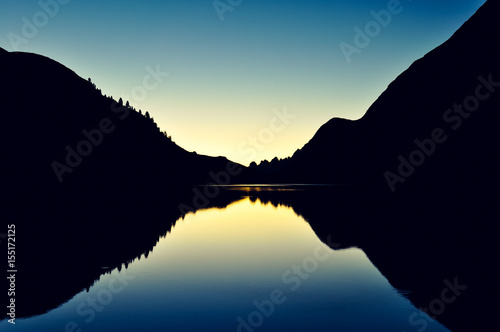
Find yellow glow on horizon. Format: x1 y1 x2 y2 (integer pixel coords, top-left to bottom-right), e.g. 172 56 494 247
138 95 368 165
145 197 327 275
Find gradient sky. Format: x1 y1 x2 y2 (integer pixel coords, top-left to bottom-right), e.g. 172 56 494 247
0 0 487 165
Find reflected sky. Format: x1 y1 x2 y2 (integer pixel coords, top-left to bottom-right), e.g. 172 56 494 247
3 197 449 332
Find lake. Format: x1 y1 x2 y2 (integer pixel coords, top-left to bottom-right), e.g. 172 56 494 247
1 194 449 332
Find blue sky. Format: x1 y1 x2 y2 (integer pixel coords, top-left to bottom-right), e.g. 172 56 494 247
0 0 487 165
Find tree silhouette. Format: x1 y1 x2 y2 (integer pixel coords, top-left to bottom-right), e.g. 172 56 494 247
162 131 172 141
118 98 123 106
145 111 150 119
88 78 96 89
126 100 130 108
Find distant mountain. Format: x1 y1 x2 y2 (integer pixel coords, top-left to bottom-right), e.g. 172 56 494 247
262 0 500 193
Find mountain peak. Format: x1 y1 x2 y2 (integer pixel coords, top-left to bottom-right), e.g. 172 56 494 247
264 0 500 187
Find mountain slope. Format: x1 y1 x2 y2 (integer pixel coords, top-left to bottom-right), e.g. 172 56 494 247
0 49 246 202
266 0 500 192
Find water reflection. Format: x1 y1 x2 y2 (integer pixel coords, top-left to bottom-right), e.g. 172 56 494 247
3 197 449 332
213 184 303 192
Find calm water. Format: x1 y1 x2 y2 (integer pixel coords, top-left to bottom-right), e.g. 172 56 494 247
2 197 449 332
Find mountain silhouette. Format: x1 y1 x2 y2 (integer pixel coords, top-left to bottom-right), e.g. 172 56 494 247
261 0 500 191
0 47 252 204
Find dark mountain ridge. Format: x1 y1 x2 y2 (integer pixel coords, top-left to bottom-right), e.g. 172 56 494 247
0 48 248 202
262 0 500 191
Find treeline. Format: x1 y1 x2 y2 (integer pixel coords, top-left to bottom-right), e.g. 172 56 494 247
88 77 173 142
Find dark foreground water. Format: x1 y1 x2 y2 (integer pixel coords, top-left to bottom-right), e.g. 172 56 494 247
1 196 449 332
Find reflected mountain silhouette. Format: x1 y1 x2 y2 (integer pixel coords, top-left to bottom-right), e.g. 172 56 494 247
11 185 496 331
6 188 245 319
193 186 498 332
